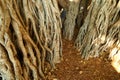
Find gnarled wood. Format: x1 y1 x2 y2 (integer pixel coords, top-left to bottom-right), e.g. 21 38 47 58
75 0 120 60
0 0 62 79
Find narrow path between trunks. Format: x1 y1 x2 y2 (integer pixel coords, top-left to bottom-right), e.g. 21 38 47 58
49 39 120 80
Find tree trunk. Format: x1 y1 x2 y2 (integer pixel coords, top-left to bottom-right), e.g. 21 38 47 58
63 0 80 40
76 0 90 28
0 0 62 79
75 0 120 60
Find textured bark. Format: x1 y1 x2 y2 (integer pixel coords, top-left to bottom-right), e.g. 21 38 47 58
63 0 80 40
75 0 120 59
0 0 62 79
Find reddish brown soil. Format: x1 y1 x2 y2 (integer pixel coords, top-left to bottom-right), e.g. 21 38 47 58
49 39 120 80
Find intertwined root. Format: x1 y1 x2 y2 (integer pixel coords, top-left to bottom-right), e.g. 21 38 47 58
75 0 120 59
0 0 62 79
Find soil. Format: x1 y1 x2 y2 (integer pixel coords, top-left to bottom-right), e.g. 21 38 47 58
48 39 120 80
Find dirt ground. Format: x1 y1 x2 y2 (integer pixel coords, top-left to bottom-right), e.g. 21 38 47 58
48 39 120 80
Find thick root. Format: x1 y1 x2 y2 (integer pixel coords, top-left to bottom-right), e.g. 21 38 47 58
75 0 120 59
0 0 62 79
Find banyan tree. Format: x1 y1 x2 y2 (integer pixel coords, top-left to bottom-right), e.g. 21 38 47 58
0 0 62 79
75 0 120 72
75 0 120 58
62 0 120 73
1 0 120 79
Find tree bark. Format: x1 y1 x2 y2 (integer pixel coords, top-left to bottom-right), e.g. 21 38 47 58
63 0 80 40
0 0 62 79
75 0 120 60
